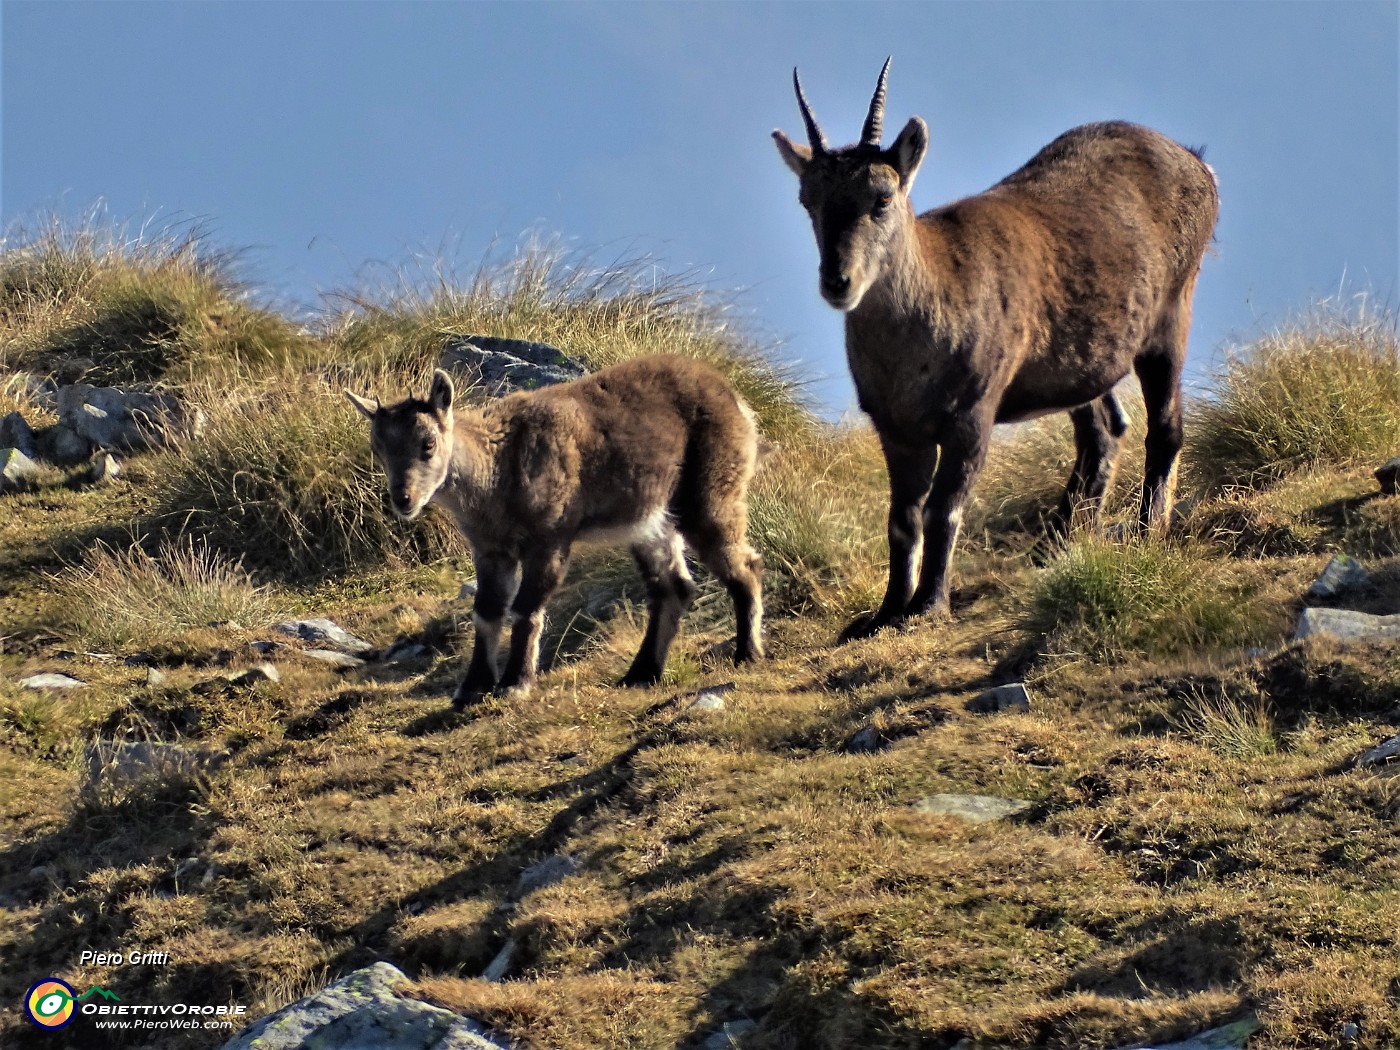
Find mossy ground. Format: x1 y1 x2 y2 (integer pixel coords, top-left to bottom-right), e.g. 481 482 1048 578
2 229 1398 1049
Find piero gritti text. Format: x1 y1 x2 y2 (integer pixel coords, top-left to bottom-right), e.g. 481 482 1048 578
79 950 171 966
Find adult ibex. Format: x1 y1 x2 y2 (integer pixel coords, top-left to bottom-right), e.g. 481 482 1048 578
774 59 1218 640
347 356 765 708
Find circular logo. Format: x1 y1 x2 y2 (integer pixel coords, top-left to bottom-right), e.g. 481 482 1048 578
25 979 76 1029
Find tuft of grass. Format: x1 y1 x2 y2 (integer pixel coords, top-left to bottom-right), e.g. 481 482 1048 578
1169 685 1278 759
1023 534 1277 661
151 371 464 580
326 242 814 442
0 214 316 385
1188 299 1400 488
53 538 279 651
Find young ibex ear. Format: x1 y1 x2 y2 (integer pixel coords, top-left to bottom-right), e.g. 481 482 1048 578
344 390 380 419
889 116 929 192
428 369 455 416
772 129 812 177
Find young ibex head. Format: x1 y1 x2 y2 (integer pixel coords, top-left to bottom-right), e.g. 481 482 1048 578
772 58 929 312
346 369 456 521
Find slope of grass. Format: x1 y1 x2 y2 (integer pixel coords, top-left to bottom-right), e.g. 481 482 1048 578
2 223 1399 1050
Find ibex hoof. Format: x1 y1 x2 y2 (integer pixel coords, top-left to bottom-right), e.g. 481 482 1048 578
838 613 897 643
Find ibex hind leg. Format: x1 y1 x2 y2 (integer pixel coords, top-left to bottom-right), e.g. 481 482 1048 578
620 527 697 687
1051 392 1128 538
687 516 765 665
1136 300 1191 532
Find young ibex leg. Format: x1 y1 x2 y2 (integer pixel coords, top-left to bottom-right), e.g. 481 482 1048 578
1053 392 1128 535
906 417 992 621
497 546 571 694
841 440 939 641
620 527 697 687
1136 341 1188 530
695 535 765 666
453 552 521 709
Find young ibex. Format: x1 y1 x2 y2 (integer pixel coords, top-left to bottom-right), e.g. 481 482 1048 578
347 356 765 708
774 60 1218 640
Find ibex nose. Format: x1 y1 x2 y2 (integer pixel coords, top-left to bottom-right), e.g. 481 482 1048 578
821 271 852 298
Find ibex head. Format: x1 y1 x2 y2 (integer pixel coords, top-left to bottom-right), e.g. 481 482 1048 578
773 58 929 312
346 369 456 521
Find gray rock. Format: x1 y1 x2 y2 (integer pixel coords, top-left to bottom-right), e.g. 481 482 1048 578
20 672 85 689
1132 1015 1260 1050
0 412 35 457
222 961 509 1050
226 663 281 686
1305 554 1370 600
56 383 191 452
85 741 225 789
967 682 1032 714
274 617 374 654
700 1020 758 1049
300 648 368 669
82 452 122 486
912 793 1034 823
688 682 735 712
844 725 884 753
459 580 478 600
146 667 169 688
380 641 429 664
1376 455 1400 495
441 336 588 395
480 939 518 983
1355 733 1400 768
1293 607 1400 645
517 854 578 895
33 423 92 464
0 447 41 492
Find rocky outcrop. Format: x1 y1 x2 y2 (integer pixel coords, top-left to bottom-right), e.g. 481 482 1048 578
1292 607 1400 645
1305 555 1370 601
440 336 588 394
222 962 509 1050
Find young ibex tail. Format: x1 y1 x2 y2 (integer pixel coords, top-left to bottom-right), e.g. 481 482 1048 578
347 355 765 708
774 59 1218 641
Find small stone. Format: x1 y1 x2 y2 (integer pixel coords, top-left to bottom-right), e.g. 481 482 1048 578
688 682 735 712
226 663 280 686
1305 554 1370 600
1293 607 1400 645
1355 733 1400 768
299 648 367 669
0 447 41 492
912 793 1034 823
250 640 284 655
1376 455 1400 495
378 641 428 664
967 682 1032 714
20 672 85 689
146 667 169 687
459 580 478 599
481 938 518 982
517 854 578 895
700 1020 758 1049
844 725 884 753
274 618 374 654
1341 1021 1361 1043
83 452 122 486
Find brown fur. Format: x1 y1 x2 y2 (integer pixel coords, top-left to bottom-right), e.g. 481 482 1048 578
347 355 765 707
774 62 1219 640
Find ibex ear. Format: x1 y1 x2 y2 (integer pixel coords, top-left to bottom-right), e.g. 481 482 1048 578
772 129 812 177
344 390 379 419
889 116 928 191
428 369 455 416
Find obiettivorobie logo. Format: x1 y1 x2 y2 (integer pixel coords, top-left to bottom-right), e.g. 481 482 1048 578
24 980 120 1029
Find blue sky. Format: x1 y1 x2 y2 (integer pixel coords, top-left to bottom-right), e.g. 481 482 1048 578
3 1 1396 414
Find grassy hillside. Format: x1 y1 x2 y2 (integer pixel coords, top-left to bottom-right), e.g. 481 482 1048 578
2 224 1399 1049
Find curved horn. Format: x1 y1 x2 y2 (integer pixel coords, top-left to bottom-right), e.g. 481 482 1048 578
861 57 892 146
792 68 827 154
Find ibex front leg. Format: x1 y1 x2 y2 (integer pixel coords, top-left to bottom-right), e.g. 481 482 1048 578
840 440 939 641
453 551 520 710
907 418 991 620
496 546 571 695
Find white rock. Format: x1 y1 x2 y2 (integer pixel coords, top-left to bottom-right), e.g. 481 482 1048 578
688 682 735 712
1355 733 1400 768
517 854 578 895
1293 607 1400 645
968 682 1032 713
226 663 281 686
20 672 85 689
700 1020 758 1049
300 649 367 669
0 447 41 492
274 618 374 654
480 939 518 983
1131 1016 1260 1050
912 793 1034 823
